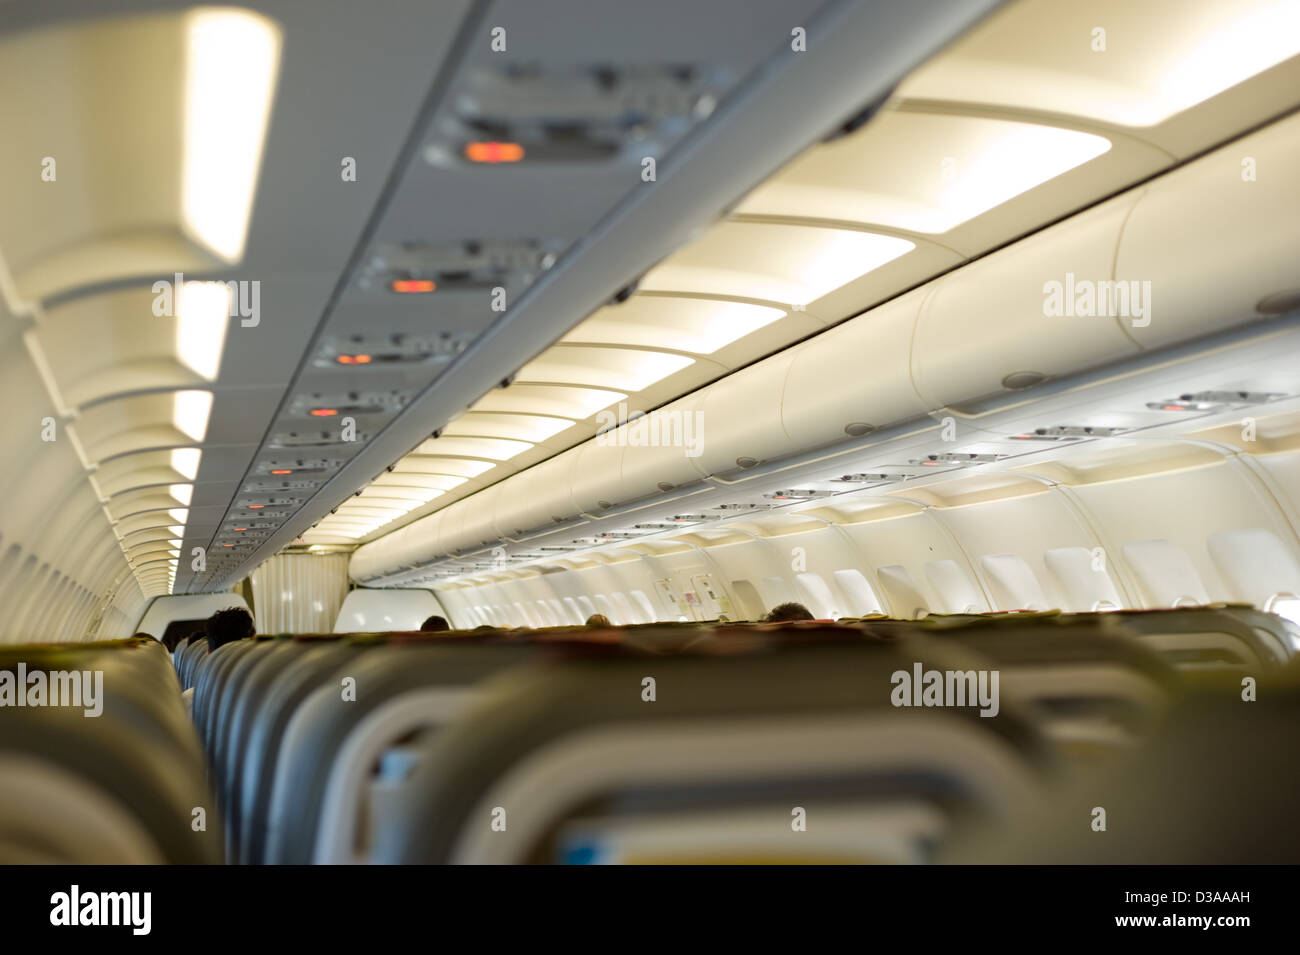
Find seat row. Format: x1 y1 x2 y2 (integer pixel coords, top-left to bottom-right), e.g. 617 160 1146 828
184 605 1298 864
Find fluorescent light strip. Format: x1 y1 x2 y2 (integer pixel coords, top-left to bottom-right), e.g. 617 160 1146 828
170 448 202 481
175 281 231 380
182 9 282 261
172 390 213 443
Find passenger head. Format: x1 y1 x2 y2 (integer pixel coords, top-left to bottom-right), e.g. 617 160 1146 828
585 613 611 628
206 607 255 652
764 602 815 623
420 615 450 632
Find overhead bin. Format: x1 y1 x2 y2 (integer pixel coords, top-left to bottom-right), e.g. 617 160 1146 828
495 454 577 542
782 286 930 448
1115 112 1300 351
613 391 710 502
693 350 799 480
911 191 1143 411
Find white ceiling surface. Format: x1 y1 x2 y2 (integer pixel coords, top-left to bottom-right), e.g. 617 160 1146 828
347 0 1300 588
322 0 1300 555
201 0 1006 585
6 0 977 609
4 0 1296 616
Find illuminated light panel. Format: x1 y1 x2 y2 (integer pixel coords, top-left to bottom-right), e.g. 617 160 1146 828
247 504 265 509
639 223 914 306
517 347 695 391
270 469 292 475
464 141 525 164
379 467 476 487
471 385 627 420
737 114 1111 235
175 281 232 380
390 279 436 293
172 390 213 442
170 447 202 481
897 0 1300 128
169 484 194 506
565 298 786 355
336 354 372 365
310 408 339 417
359 486 440 503
182 9 282 261
443 413 575 443
410 436 534 462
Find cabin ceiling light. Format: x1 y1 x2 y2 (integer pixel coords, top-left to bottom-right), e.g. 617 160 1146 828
182 8 282 261
641 223 914 306
519 348 695 391
172 390 213 442
566 299 786 354
170 447 202 481
747 116 1111 234
175 281 231 380
444 413 575 443
1139 1 1300 125
898 0 1300 128
412 436 535 462
472 385 628 419
169 483 194 506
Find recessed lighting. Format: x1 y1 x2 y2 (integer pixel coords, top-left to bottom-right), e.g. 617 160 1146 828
172 390 213 443
182 8 282 261
170 447 202 481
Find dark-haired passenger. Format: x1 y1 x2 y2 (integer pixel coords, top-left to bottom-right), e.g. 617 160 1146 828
764 602 815 623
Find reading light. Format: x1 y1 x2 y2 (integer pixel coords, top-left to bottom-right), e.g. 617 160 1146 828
247 504 265 509
182 8 282 261
172 390 213 443
336 354 372 364
464 141 525 164
310 408 339 417
270 469 292 475
171 448 202 481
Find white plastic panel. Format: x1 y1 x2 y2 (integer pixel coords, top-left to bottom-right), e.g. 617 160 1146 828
978 554 1049 610
782 288 928 448
1206 528 1300 607
1121 539 1211 607
876 565 931 619
832 569 885 616
1115 112 1300 349
1043 546 1124 611
925 559 989 613
693 349 798 477
912 191 1142 409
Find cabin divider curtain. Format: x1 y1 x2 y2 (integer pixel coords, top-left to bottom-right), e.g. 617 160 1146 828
249 553 349 635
